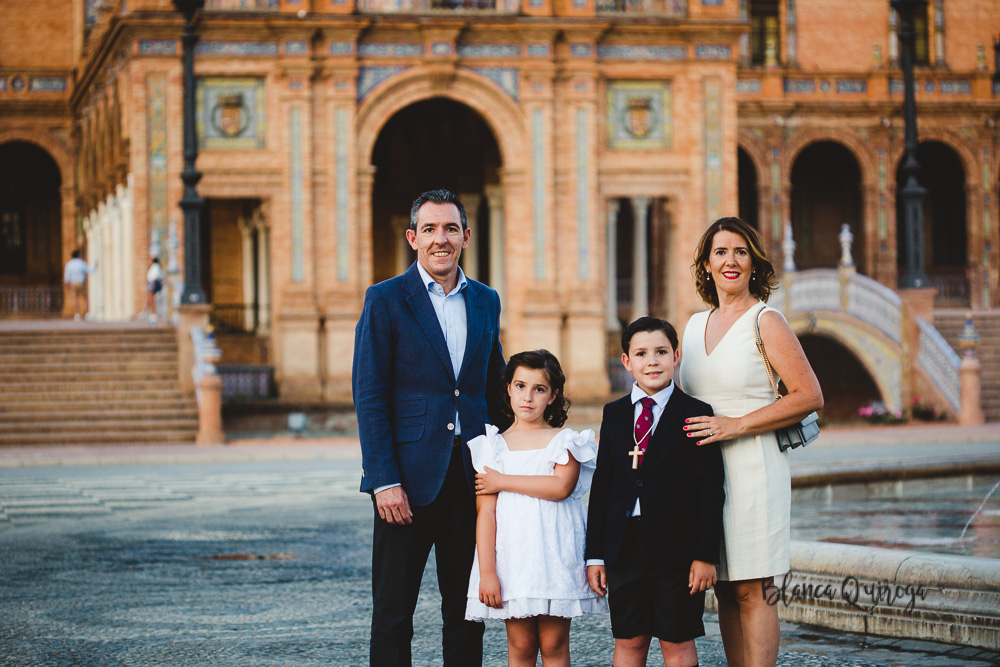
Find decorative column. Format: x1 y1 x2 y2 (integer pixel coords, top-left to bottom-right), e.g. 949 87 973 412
459 192 481 281
738 0 751 66
119 178 135 319
631 197 650 321
392 216 410 276
257 221 271 334
933 0 945 67
239 216 255 331
958 313 985 425
606 198 621 331
100 202 112 321
889 7 900 68
785 0 798 66
485 183 506 319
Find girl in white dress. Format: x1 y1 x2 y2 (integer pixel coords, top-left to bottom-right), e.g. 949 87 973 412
465 349 608 667
678 217 823 667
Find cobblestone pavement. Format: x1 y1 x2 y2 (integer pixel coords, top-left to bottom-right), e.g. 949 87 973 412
1 460 998 666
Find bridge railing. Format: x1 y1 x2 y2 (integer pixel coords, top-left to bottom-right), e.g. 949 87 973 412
780 266 960 415
916 318 961 411
782 269 902 345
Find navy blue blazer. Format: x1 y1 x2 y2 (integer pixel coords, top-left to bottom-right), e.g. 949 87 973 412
353 262 505 507
585 389 725 569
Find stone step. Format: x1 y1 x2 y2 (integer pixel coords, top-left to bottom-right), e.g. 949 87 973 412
0 399 194 414
1 417 199 435
0 407 197 422
0 384 185 399
0 361 179 376
0 371 180 385
0 345 177 364
0 428 197 446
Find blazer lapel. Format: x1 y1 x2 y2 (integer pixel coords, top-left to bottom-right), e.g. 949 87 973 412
456 281 485 385
642 389 685 470
402 264 456 381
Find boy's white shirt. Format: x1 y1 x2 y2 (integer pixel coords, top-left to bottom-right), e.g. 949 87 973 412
586 380 674 568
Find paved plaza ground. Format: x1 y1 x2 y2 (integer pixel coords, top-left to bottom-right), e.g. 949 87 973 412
1 425 998 666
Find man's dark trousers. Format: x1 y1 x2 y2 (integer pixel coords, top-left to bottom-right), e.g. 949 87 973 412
370 445 484 666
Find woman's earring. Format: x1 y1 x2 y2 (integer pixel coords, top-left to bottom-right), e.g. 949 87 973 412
707 273 712 281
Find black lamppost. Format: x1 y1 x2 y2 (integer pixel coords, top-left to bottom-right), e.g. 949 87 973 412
174 0 207 305
892 0 930 289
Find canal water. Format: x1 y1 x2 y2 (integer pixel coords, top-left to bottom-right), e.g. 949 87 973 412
791 474 1000 558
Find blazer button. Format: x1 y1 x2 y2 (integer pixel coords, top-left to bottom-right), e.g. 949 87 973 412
635 479 643 487
447 423 455 431
454 389 460 397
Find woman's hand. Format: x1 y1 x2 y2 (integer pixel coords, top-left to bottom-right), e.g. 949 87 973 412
683 414 742 446
475 467 504 495
479 572 503 608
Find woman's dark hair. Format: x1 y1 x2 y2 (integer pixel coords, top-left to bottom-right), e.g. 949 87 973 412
499 349 570 428
692 216 778 308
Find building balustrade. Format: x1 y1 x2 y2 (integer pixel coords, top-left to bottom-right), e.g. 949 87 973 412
596 0 686 16
930 273 971 306
356 0 515 13
218 364 276 399
0 286 63 315
204 0 278 10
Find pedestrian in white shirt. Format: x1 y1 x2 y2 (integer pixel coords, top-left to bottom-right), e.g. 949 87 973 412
63 249 95 321
146 257 164 322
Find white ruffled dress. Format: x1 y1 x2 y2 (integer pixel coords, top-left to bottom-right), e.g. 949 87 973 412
465 425 609 621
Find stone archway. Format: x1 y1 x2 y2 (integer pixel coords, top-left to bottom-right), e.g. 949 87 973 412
800 333 882 422
0 141 63 300
790 141 866 274
369 98 502 286
737 145 760 231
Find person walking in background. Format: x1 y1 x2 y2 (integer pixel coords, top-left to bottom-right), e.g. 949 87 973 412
146 257 164 323
353 189 506 666
63 249 95 322
678 217 823 667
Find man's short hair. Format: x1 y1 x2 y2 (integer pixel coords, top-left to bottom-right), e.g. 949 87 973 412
71 249 81 259
621 316 679 355
409 189 468 231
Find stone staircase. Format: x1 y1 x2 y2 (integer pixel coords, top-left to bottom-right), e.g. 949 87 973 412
0 326 198 445
934 309 1000 422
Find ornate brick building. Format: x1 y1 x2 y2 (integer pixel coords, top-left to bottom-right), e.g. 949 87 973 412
1 0 998 411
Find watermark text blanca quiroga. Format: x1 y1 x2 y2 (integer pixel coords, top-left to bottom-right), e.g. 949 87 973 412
762 572 938 614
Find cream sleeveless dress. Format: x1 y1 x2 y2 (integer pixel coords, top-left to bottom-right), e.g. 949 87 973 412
678 302 791 581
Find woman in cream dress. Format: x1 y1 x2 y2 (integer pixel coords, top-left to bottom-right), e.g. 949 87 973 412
678 217 823 667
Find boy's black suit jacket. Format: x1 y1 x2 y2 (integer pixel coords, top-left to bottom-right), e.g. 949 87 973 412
585 388 725 569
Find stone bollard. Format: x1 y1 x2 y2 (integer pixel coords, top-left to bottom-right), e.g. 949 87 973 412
196 372 225 445
958 312 985 425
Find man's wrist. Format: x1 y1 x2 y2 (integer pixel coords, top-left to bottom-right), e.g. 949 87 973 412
374 483 401 494
585 559 605 567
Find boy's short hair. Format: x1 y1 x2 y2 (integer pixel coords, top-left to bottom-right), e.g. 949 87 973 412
621 317 679 355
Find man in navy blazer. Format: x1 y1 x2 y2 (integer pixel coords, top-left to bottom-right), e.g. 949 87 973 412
353 189 505 666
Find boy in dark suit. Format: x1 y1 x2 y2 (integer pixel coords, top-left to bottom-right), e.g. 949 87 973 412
585 317 725 667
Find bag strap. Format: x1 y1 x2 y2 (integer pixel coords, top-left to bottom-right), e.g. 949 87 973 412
752 305 782 401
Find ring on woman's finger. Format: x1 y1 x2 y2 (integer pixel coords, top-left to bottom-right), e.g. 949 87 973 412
707 429 713 437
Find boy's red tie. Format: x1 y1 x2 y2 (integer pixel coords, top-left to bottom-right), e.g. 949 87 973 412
634 396 656 466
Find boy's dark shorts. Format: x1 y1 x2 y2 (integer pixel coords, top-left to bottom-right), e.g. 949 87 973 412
606 518 707 643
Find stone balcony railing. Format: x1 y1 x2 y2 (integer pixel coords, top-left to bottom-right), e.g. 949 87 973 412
356 0 517 13
596 0 686 16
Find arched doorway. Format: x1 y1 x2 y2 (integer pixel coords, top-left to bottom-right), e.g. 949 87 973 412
790 142 865 274
370 98 502 286
800 334 881 422
737 146 760 230
0 141 63 314
895 141 968 305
